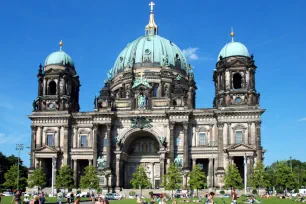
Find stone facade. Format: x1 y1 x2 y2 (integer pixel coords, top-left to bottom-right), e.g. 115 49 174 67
28 6 264 191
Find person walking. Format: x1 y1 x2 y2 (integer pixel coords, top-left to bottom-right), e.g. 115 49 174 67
91 191 96 204
231 189 237 204
40 192 45 204
12 190 21 204
74 195 80 204
205 192 215 204
95 197 104 204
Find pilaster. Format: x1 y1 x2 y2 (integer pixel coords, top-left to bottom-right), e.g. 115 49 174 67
63 126 69 166
30 126 37 168
183 122 189 169
93 125 98 167
169 122 175 163
216 122 225 175
255 121 262 161
106 124 112 169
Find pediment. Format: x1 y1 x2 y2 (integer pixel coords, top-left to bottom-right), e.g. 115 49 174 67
226 143 255 152
35 145 58 153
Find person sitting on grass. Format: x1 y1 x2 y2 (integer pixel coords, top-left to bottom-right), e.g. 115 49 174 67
205 192 215 204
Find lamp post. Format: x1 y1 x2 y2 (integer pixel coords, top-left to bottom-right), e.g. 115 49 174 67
16 144 24 191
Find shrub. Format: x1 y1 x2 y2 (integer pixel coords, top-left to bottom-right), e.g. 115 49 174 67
149 191 153 197
220 190 225 195
129 191 136 196
252 189 257 194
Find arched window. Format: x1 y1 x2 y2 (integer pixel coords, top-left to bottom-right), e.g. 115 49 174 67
48 81 57 95
233 73 242 89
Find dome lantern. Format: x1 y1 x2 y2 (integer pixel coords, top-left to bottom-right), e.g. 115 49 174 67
218 29 250 61
44 40 74 67
145 1 158 36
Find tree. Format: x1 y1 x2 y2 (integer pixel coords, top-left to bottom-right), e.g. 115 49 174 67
28 168 46 192
249 161 269 194
164 163 182 197
224 164 243 190
274 162 296 191
56 165 75 193
2 165 27 190
80 166 99 190
130 165 152 196
188 164 206 197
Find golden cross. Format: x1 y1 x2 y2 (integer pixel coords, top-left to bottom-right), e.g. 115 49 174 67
149 1 155 12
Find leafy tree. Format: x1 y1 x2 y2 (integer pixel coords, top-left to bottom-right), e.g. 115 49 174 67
224 164 243 190
2 165 27 190
130 165 152 196
28 168 46 192
249 161 269 194
80 166 99 190
274 161 296 191
188 164 206 197
56 165 75 193
164 163 182 197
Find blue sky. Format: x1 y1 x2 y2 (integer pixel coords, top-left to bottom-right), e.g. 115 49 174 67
0 0 305 167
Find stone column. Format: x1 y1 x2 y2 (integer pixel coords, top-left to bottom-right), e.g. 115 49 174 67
63 126 69 165
244 127 249 145
208 158 213 188
88 160 92 166
247 156 251 178
115 152 121 189
39 126 43 148
72 159 77 186
216 123 225 175
192 159 196 168
151 163 155 188
183 171 188 189
192 125 196 147
159 150 166 186
106 124 112 169
183 122 189 169
73 127 77 148
255 121 262 161
93 125 98 167
57 127 60 149
223 123 228 146
231 125 235 145
169 122 175 163
30 126 37 168
248 122 251 145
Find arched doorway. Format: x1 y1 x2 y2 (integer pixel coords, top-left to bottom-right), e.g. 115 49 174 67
121 130 161 189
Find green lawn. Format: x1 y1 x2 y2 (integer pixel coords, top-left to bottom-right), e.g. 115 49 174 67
0 196 90 203
0 196 301 204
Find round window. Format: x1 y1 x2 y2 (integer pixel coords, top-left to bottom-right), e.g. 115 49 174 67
145 49 151 55
235 97 242 103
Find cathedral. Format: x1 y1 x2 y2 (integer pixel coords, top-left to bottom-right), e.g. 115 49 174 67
28 2 264 190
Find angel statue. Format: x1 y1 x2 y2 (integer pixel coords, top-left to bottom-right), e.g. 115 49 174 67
115 135 122 145
97 156 105 169
174 155 183 168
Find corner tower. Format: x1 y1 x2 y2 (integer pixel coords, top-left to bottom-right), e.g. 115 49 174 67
34 41 80 113
213 30 260 108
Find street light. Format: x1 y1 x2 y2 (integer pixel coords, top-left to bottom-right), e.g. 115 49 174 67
16 144 24 191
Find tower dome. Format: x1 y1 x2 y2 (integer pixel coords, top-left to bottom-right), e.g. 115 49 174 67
44 41 74 67
109 2 189 79
218 29 250 61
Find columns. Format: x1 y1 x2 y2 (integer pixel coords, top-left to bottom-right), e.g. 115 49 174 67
106 124 111 169
159 151 166 185
255 121 262 161
73 159 78 186
57 127 60 149
183 171 188 189
248 122 251 145
223 123 228 146
88 159 92 166
63 126 69 165
39 126 43 148
247 156 252 178
73 126 77 148
93 125 98 167
208 158 213 188
192 158 196 167
151 163 155 188
115 152 121 188
169 122 175 163
183 122 189 169
244 126 249 145
216 122 225 174
30 126 37 168
231 125 235 145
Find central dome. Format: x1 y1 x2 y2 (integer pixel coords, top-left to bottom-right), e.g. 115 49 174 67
111 35 188 78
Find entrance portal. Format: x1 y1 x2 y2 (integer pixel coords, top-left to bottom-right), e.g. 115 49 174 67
234 157 244 181
122 130 161 189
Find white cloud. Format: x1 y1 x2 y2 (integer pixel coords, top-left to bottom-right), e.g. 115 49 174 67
298 118 306 122
182 47 199 61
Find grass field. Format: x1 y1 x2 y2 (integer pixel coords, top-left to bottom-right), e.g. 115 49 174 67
0 196 300 204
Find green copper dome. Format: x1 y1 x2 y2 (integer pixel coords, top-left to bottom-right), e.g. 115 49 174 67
44 51 74 67
218 41 250 61
111 35 188 78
